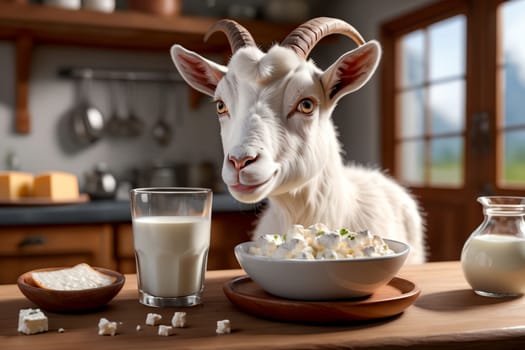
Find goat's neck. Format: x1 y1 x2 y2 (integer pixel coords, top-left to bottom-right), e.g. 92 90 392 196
270 148 352 227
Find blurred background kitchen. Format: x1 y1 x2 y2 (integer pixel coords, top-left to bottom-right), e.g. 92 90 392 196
0 0 429 196
1 0 524 282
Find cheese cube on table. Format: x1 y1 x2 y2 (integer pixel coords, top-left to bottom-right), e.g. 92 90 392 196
145 313 162 326
98 318 118 336
171 312 186 328
18 308 48 335
33 172 79 200
216 319 231 335
0 171 33 200
158 325 175 337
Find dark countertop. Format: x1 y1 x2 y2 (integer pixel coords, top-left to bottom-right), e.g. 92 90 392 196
0 193 260 226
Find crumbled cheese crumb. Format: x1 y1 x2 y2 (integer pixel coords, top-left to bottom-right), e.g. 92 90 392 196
18 308 48 335
58 328 65 333
171 312 187 328
216 319 231 335
158 325 175 337
98 318 118 336
136 325 142 332
145 313 162 326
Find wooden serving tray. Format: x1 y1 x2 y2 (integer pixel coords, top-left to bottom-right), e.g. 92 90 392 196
0 193 89 206
223 275 420 323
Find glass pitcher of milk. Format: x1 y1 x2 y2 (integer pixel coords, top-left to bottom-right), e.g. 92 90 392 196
461 196 525 297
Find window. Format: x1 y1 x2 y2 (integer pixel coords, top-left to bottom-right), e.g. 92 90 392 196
397 16 466 187
381 0 525 261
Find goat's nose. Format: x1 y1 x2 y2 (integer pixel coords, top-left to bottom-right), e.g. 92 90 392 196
228 154 257 171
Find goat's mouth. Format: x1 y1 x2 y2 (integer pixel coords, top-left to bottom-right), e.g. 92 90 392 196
230 183 264 193
228 175 274 199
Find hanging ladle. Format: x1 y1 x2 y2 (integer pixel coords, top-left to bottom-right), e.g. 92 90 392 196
105 80 124 136
124 79 144 137
152 83 173 146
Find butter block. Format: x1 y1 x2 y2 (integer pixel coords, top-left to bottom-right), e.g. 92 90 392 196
0 171 34 200
33 172 79 200
18 308 48 335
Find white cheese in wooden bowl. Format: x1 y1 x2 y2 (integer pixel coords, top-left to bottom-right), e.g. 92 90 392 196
31 263 116 291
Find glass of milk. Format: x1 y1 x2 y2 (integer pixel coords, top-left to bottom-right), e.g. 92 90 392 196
130 187 212 307
461 196 525 297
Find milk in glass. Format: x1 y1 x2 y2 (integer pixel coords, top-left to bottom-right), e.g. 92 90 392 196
133 216 211 297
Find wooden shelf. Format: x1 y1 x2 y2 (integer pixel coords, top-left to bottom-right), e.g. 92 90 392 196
0 3 297 133
0 3 295 51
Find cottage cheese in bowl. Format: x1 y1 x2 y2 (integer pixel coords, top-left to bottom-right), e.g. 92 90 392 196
235 223 409 300
248 223 395 260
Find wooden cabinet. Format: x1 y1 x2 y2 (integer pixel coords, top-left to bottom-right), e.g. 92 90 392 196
114 223 135 274
0 224 115 284
115 211 257 274
0 211 257 283
208 211 256 270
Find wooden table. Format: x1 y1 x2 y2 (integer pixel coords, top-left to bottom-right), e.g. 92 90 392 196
2 261 525 349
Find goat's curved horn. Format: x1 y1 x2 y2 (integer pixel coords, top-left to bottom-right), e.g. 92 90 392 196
282 17 365 59
204 19 256 53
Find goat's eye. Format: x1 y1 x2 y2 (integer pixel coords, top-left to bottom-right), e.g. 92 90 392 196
296 98 316 115
216 100 229 115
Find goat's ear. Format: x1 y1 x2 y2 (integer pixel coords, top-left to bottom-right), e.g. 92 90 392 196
170 44 227 97
321 40 381 103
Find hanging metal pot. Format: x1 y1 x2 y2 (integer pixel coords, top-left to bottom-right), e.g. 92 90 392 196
69 75 105 145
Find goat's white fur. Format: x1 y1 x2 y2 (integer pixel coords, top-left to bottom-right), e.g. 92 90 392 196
171 36 425 264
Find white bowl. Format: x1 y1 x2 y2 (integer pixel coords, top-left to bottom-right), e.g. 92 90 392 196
234 239 409 300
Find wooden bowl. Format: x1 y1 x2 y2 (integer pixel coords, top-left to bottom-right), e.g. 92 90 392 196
17 266 125 313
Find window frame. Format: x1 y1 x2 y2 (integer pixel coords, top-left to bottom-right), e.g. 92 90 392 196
380 0 525 262
379 0 521 197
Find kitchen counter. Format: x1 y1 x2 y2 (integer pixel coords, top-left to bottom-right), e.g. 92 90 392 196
3 261 525 349
0 193 260 226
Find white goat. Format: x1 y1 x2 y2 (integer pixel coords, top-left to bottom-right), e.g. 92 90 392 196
171 17 425 263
